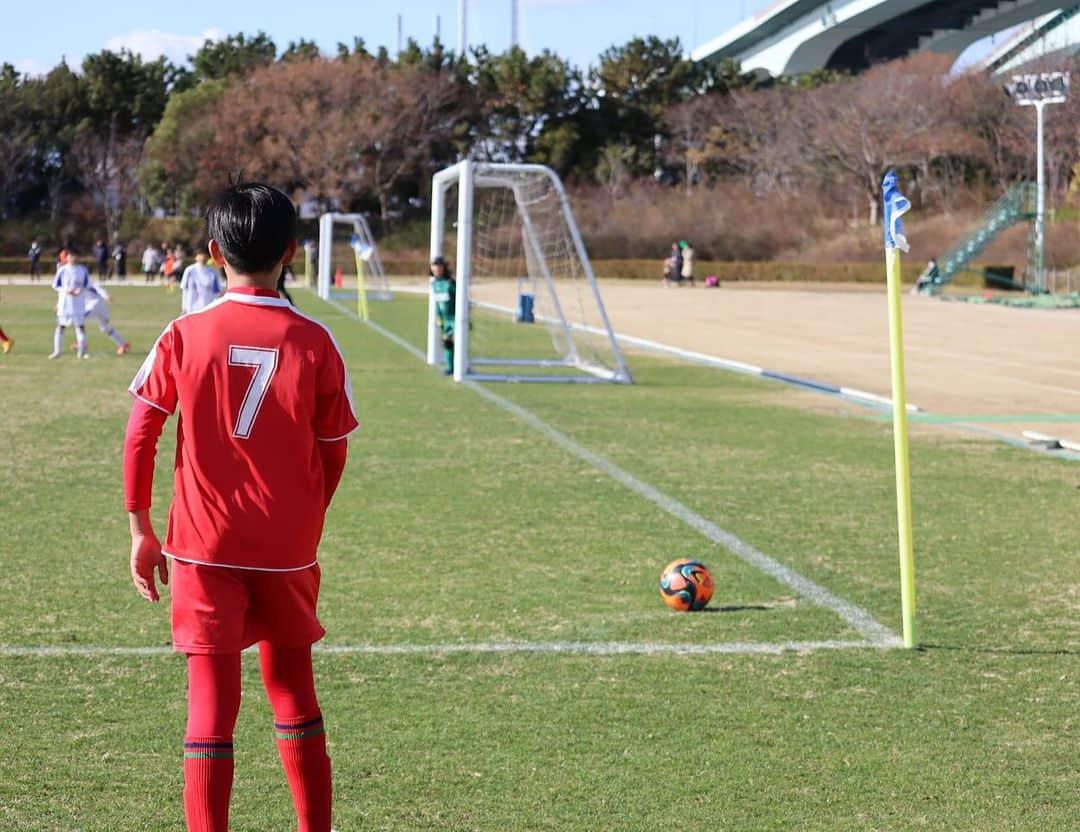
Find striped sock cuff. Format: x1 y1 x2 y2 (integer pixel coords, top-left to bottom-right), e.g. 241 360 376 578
274 714 325 741
184 739 234 760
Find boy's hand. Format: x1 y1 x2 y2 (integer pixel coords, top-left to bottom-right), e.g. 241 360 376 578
129 511 168 602
131 532 168 601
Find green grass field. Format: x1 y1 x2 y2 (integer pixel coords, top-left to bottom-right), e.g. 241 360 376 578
0 284 1076 831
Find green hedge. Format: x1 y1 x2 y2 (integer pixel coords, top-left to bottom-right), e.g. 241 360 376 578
0 255 988 288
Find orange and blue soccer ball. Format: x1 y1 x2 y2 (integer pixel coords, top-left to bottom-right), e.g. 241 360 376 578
659 559 714 611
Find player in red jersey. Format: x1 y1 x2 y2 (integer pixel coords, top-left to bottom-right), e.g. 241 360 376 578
123 184 357 832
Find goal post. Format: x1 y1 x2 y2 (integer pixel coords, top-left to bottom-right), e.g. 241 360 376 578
428 161 631 384
316 212 392 304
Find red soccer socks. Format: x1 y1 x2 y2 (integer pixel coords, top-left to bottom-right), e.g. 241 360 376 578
183 737 234 832
184 653 241 832
274 714 332 832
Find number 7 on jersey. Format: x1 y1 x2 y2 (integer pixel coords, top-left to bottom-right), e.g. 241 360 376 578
228 346 279 439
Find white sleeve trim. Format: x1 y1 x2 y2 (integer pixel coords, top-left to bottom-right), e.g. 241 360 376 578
129 391 173 415
316 425 360 442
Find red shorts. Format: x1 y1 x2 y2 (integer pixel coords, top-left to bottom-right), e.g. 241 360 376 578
169 559 325 654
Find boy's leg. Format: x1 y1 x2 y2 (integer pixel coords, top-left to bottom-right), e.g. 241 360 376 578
184 652 242 832
75 325 88 358
443 332 454 375
99 315 129 349
51 326 64 358
260 643 332 832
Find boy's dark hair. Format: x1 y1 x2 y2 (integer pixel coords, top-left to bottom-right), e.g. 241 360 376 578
206 183 297 274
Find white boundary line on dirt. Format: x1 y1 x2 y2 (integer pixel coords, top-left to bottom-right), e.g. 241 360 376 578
388 287 918 413
0 640 883 658
320 295 900 648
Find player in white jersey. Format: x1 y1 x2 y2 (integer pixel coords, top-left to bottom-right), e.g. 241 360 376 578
82 281 132 355
51 250 91 359
179 251 224 313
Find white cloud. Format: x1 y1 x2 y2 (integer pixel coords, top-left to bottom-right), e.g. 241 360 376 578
104 27 225 66
13 57 50 77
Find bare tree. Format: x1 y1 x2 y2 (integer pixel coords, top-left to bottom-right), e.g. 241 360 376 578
0 127 35 219
71 126 145 242
796 53 958 225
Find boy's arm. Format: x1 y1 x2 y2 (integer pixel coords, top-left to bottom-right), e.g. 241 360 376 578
124 399 169 601
125 324 179 602
313 333 359 509
317 439 348 508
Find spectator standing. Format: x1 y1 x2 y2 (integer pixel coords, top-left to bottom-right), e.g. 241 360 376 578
113 240 127 280
679 240 696 287
142 244 160 283
94 239 109 279
28 240 43 281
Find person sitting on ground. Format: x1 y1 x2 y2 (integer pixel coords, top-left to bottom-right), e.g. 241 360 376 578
913 258 939 295
662 253 676 286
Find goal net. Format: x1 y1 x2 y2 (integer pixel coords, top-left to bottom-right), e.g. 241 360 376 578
316 212 392 308
428 162 630 383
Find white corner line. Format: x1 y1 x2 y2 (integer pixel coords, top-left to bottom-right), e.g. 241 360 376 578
0 640 890 658
316 293 901 648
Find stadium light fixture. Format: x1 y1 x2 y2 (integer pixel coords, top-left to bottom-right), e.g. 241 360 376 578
1003 71 1070 292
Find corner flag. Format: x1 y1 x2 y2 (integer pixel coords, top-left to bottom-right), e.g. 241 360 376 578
883 170 911 253
882 169 918 649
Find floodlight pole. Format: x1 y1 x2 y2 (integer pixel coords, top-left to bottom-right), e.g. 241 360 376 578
1010 72 1068 293
1035 100 1046 293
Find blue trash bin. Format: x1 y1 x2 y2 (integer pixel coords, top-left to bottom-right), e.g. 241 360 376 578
516 292 535 323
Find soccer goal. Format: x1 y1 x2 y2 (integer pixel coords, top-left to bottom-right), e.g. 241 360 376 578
316 212 392 310
428 161 631 383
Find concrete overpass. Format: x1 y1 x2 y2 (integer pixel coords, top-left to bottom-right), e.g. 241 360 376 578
692 0 1075 77
979 5 1080 74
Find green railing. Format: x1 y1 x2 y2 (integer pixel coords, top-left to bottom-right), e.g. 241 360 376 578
925 183 1036 294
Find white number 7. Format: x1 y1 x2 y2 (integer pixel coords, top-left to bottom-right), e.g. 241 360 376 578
228 346 279 439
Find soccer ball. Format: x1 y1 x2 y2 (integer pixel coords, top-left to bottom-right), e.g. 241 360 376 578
659 559 714 611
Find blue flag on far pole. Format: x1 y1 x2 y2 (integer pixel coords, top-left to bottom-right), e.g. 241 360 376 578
882 170 911 252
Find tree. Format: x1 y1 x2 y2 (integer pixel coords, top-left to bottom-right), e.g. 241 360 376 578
190 32 277 83
589 36 701 175
141 80 229 212
472 46 581 163
281 39 321 63
81 49 170 137
71 126 145 241
794 53 959 224
0 65 37 217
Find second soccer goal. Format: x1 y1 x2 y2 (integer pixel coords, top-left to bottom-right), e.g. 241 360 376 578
427 161 631 384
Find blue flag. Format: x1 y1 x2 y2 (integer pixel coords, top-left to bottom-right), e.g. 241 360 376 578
882 170 911 252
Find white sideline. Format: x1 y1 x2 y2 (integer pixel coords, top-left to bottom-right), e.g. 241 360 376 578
0 640 881 658
324 295 901 648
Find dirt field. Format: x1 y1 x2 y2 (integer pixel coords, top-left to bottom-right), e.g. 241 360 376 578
590 281 1080 447
448 278 1080 449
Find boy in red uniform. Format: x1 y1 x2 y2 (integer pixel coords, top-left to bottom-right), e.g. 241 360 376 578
123 183 357 832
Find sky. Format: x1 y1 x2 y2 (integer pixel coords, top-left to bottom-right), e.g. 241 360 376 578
6 0 999 77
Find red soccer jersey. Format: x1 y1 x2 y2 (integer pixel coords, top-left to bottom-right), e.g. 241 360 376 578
129 287 358 570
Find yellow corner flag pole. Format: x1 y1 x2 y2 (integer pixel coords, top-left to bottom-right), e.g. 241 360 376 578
883 171 918 649
353 246 370 322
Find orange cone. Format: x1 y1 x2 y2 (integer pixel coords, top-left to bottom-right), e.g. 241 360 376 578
334 268 343 288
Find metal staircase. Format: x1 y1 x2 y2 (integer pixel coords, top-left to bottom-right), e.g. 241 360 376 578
924 182 1036 295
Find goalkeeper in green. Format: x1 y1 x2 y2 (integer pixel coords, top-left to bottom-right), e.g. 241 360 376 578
430 256 456 375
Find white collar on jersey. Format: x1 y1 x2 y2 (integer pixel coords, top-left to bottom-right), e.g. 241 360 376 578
223 292 290 307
